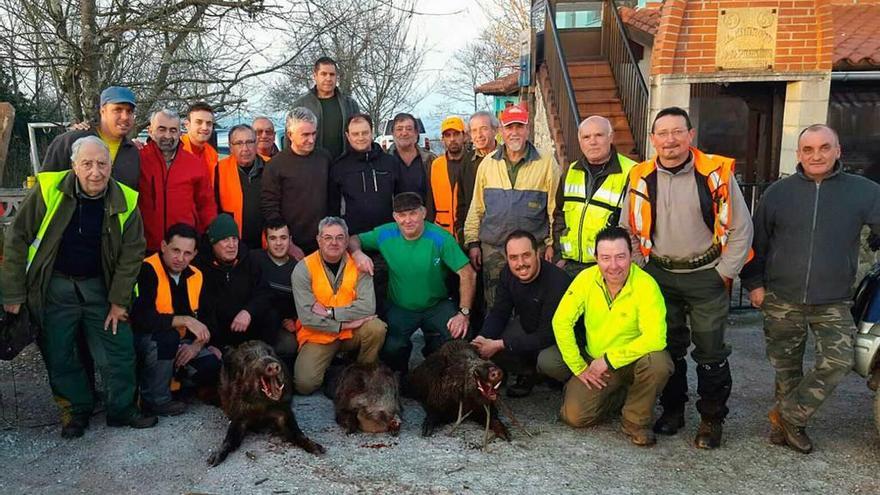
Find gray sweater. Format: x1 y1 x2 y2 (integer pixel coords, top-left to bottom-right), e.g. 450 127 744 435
742 163 880 304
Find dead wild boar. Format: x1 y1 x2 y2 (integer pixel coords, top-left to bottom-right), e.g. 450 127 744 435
333 363 402 435
408 340 510 443
207 340 324 467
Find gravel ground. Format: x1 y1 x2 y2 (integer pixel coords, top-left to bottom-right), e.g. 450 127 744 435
2 310 880 495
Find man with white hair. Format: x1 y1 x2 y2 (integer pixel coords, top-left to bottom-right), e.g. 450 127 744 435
552 115 637 278
139 109 217 253
463 104 560 307
253 116 280 161
2 136 154 438
261 106 333 259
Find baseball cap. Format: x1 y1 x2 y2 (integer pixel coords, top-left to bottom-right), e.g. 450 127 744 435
100 86 136 107
500 104 529 126
441 116 465 133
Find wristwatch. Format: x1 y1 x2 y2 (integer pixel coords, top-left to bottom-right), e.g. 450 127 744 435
459 307 471 317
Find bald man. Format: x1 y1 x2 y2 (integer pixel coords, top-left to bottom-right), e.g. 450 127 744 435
552 115 638 278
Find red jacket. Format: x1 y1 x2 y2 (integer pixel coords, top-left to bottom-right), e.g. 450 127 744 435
139 141 217 252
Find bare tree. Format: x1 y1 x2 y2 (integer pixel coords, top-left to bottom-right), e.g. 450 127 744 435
268 0 431 128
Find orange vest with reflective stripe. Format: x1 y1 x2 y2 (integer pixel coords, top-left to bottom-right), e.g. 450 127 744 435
216 155 244 238
430 155 458 237
144 253 202 337
294 252 357 348
627 147 742 258
181 135 219 185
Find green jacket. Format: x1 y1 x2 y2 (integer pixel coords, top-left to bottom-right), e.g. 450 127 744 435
552 263 666 372
1 171 145 326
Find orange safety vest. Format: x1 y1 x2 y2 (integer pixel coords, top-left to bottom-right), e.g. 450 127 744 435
430 155 458 237
627 147 750 260
144 253 203 338
181 135 219 186
216 155 245 238
294 252 358 348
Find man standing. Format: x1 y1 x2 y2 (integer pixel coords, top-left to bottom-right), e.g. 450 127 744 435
620 106 753 449
2 136 155 437
180 102 219 181
553 115 636 277
262 107 331 259
253 116 280 161
552 226 672 446
42 86 140 188
471 230 572 398
389 113 435 199
139 109 216 253
215 124 265 250
195 214 273 349
458 111 499 238
464 104 560 307
131 223 221 417
350 193 476 373
292 217 387 394
292 57 360 159
426 116 466 238
742 124 880 454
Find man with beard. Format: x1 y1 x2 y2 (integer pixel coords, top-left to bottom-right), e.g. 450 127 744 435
138 109 217 253
350 193 476 373
471 230 572 398
181 102 219 181
253 116 280 161
388 113 435 199
42 86 141 188
215 124 266 250
426 116 466 239
464 104 560 307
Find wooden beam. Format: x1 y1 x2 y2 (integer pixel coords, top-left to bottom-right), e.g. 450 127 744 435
0 103 15 185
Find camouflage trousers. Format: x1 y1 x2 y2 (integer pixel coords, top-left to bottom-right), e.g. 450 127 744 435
480 243 507 309
762 292 855 427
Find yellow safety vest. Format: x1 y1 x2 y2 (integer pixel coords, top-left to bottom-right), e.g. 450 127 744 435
26 170 139 272
559 154 636 264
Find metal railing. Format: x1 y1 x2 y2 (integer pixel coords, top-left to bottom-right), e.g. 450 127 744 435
601 0 648 160
543 2 581 165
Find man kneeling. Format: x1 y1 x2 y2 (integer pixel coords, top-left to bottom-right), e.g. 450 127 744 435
552 226 672 446
292 217 387 394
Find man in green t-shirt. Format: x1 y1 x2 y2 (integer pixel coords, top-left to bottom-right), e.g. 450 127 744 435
350 192 477 372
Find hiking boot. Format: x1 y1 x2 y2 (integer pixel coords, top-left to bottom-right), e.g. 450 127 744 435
621 419 656 447
107 412 158 429
507 374 538 398
61 416 89 439
652 408 684 435
777 416 813 454
144 400 186 417
767 408 786 446
694 419 723 449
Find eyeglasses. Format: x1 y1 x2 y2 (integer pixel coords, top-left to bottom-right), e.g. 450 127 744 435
319 234 347 243
653 129 688 140
230 139 256 147
255 129 274 135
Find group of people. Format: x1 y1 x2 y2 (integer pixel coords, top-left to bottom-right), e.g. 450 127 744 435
3 55 879 457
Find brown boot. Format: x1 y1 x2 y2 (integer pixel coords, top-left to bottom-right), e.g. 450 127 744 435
778 415 813 454
694 419 723 449
767 408 786 446
621 419 656 447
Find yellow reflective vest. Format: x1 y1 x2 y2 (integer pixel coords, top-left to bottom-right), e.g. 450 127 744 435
552 263 667 373
559 154 636 264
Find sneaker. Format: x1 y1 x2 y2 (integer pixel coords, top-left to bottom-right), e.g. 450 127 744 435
694 419 723 449
107 412 158 429
652 408 684 435
778 415 813 454
621 419 656 447
61 415 89 439
507 374 537 398
144 400 186 417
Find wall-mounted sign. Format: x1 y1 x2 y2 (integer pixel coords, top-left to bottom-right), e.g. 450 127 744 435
716 8 778 70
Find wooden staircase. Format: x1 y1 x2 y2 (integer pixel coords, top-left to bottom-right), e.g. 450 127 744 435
568 59 639 160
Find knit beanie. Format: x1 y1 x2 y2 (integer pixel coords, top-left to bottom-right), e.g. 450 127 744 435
207 213 239 244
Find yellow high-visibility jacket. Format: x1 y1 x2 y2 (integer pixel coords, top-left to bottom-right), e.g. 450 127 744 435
552 263 667 373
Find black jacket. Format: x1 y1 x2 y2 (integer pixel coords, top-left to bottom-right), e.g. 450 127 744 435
742 162 880 304
42 128 140 189
329 142 401 235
